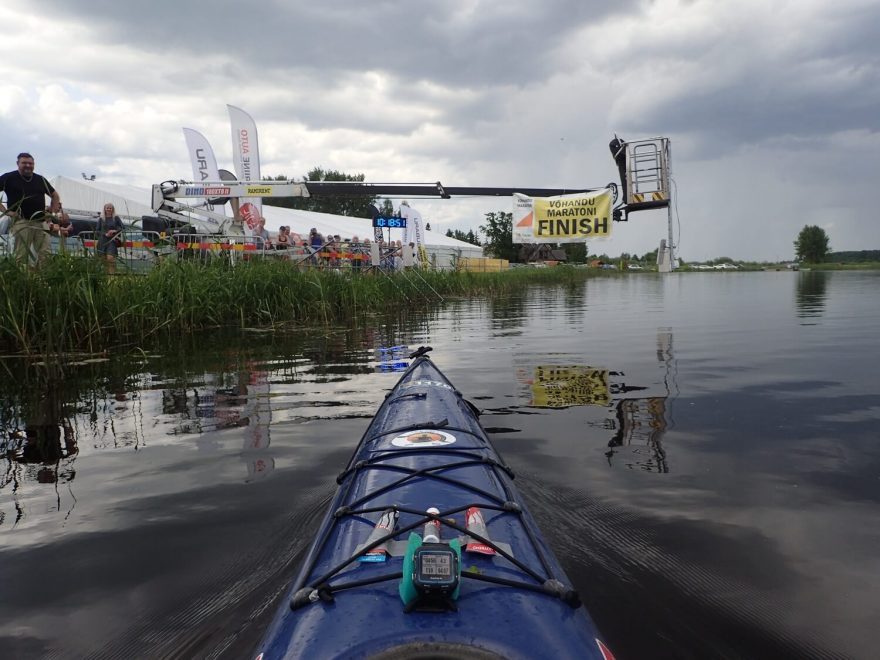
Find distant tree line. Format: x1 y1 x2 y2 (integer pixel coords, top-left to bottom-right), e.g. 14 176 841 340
263 168 378 218
445 229 481 246
826 250 880 262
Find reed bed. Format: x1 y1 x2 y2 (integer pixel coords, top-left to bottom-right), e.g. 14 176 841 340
0 257 604 355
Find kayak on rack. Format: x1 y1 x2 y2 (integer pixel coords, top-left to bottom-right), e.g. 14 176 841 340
255 347 615 660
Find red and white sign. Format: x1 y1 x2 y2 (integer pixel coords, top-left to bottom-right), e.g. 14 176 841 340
228 105 263 234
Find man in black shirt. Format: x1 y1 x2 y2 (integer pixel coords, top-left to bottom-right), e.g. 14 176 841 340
0 152 62 266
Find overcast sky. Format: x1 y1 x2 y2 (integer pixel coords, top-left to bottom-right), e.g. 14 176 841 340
3 0 878 261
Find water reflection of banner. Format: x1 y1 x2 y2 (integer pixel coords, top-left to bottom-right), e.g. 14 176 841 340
207 367 273 482
610 397 669 473
512 189 613 243
614 398 668 441
376 345 409 373
242 367 272 481
522 365 610 407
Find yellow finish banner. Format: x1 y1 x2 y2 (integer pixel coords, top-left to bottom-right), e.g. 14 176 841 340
513 189 613 243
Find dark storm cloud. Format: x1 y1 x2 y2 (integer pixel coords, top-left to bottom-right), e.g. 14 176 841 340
36 0 637 87
618 2 880 147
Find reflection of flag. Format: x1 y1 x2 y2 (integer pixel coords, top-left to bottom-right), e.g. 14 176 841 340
246 456 275 482
228 105 262 234
243 368 271 450
242 367 274 481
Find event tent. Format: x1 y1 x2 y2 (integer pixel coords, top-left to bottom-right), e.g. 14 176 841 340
50 176 484 267
52 176 155 221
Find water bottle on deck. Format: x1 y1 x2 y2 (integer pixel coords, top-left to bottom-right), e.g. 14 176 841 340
423 507 441 543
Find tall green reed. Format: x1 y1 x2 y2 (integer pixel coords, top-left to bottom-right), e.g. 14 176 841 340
0 257 604 355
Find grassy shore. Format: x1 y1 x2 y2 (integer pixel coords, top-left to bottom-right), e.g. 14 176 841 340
801 261 880 271
0 257 609 355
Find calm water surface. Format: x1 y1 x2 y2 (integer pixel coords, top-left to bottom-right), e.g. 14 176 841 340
2 270 879 659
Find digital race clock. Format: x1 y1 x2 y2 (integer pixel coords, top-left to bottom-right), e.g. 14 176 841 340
372 216 408 228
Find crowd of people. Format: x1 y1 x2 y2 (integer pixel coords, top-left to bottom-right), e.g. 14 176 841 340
258 226 421 271
1 151 423 272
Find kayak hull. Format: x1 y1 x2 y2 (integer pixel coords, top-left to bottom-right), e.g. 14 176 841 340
256 354 612 660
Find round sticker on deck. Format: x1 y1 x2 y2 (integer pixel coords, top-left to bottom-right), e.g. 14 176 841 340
391 429 457 447
402 379 454 390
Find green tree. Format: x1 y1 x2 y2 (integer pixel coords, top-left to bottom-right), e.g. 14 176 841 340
264 168 377 217
479 211 518 261
379 198 395 217
445 228 481 246
564 243 587 263
794 225 830 263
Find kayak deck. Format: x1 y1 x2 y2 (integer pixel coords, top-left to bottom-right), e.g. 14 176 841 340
257 350 611 659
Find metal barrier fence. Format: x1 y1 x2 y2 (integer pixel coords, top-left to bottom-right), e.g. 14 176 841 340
0 226 91 260
76 230 163 273
0 229 461 273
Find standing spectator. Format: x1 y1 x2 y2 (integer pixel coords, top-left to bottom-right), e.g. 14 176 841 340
335 234 344 268
349 235 361 272
309 228 323 266
254 217 272 250
361 238 372 272
326 234 338 268
339 235 351 269
393 240 404 270
52 207 72 252
0 152 62 267
309 227 322 250
96 202 124 274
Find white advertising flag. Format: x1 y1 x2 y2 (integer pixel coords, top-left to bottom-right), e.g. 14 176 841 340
182 128 224 224
183 127 221 183
227 105 263 233
400 202 427 267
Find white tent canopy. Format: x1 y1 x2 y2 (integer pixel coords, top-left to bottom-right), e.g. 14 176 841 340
51 176 155 221
50 176 484 267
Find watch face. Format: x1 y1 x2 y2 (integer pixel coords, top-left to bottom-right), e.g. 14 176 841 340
415 548 457 587
420 552 451 577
